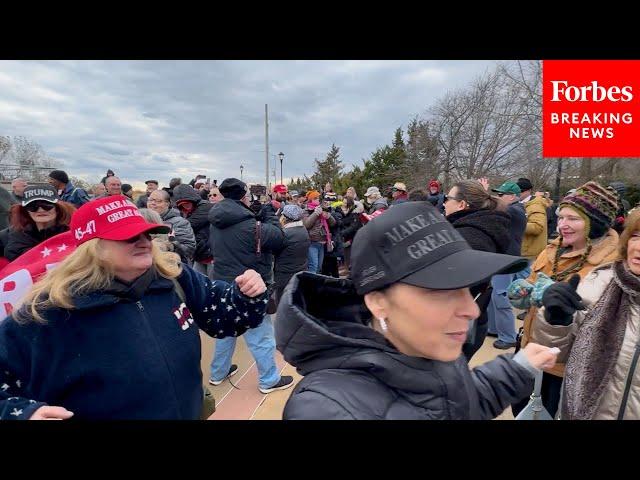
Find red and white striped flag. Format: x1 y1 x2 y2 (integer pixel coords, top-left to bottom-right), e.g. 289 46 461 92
0 231 76 317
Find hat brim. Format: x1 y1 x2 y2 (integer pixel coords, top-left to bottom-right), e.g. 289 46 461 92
398 249 528 291
98 222 171 242
22 197 58 206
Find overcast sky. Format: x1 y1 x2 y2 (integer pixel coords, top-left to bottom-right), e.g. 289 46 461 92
0 60 497 190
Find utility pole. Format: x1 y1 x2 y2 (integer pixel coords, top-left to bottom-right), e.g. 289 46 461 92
265 104 269 189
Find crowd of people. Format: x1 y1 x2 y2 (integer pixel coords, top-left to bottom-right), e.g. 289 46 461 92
0 167 638 420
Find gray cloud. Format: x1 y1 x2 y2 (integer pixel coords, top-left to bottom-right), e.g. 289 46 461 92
0 60 496 189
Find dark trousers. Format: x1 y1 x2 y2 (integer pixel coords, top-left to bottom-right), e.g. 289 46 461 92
511 372 563 418
321 255 339 278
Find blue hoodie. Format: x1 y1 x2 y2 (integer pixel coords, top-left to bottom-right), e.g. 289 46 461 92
0 264 267 420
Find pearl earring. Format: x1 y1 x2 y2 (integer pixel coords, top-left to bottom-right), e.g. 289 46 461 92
379 317 388 332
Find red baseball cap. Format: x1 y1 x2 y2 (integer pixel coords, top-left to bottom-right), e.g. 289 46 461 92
273 184 288 194
70 195 170 246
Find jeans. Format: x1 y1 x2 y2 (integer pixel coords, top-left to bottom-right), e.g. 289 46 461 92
513 258 533 281
307 242 325 274
209 314 280 390
487 273 517 343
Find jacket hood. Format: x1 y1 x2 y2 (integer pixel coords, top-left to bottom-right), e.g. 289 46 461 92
275 272 440 392
372 197 388 207
446 208 511 253
208 198 255 229
172 184 202 203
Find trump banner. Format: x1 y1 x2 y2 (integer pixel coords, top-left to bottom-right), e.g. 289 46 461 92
0 231 76 318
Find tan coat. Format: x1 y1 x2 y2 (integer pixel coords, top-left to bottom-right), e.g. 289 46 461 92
535 266 640 419
521 229 619 377
521 196 548 258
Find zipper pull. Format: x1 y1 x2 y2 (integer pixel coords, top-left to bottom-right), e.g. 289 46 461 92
136 301 145 311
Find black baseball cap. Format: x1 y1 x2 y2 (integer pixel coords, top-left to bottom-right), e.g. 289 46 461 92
22 184 59 206
350 201 527 295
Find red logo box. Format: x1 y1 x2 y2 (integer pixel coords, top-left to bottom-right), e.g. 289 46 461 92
543 60 640 157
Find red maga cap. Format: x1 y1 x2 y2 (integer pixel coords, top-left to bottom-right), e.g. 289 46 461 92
70 195 170 246
273 184 288 194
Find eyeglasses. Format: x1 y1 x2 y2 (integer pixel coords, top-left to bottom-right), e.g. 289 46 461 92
124 232 152 243
25 202 56 212
209 193 218 198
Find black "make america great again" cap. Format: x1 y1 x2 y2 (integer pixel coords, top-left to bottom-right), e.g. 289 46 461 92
350 201 527 295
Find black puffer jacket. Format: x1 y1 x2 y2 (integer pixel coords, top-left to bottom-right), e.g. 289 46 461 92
4 224 69 261
325 208 344 258
273 222 310 304
172 185 214 262
208 198 284 284
276 273 535 420
506 200 527 257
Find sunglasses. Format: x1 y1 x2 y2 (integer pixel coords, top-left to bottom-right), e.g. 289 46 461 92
443 194 464 202
209 193 218 197
124 232 152 243
25 202 56 212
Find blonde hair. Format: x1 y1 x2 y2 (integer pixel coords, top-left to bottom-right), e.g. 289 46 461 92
15 238 181 324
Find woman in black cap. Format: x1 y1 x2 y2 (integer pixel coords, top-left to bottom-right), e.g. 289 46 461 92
4 185 76 261
275 201 560 419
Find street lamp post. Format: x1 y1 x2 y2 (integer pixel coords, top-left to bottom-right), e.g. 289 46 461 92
240 164 244 181
278 152 284 185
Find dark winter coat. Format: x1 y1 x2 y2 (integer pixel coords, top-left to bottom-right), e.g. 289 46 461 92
4 224 69 261
325 208 344 258
136 194 149 209
0 188 15 231
506 200 527 257
0 227 9 257
446 208 511 255
447 208 512 360
427 192 445 214
172 185 214 262
0 264 268 420
276 273 536 420
273 221 310 304
208 198 284 284
160 208 196 263
340 206 363 243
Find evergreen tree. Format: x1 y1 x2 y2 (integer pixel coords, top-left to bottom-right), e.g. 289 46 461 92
310 144 343 190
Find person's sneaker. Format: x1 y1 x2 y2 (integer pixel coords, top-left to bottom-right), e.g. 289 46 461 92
208 364 239 386
493 339 517 350
517 311 527 320
259 375 294 394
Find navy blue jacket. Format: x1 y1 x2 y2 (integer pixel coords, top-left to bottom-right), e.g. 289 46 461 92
0 264 267 420
61 182 90 208
506 200 527 257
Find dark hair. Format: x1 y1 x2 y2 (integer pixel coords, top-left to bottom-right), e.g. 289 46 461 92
408 189 429 202
451 180 499 211
169 178 182 189
10 201 76 232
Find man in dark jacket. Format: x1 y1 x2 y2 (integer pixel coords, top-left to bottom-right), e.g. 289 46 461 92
48 170 90 208
172 184 214 276
273 204 310 306
136 180 158 208
427 179 445 214
207 178 293 394
163 178 181 202
488 181 527 349
10 178 27 204
0 187 14 231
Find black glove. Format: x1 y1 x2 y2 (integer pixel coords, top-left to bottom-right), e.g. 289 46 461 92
542 274 585 326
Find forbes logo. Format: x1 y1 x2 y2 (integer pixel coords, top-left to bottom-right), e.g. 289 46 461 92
551 80 633 102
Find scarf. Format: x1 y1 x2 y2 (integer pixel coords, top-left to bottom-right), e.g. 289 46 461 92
562 260 640 419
